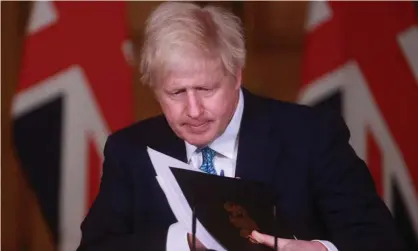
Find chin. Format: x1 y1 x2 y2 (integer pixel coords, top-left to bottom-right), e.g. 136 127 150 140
183 132 216 147
184 137 211 147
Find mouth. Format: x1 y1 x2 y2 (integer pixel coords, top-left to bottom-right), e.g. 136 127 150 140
189 122 208 128
185 121 211 133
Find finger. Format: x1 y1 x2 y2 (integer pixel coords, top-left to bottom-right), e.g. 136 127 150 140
187 233 206 249
251 231 274 246
251 231 291 249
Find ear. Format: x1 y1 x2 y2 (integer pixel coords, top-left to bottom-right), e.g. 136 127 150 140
234 68 243 89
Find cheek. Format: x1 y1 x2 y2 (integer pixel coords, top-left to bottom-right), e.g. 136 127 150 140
204 94 231 118
160 100 183 122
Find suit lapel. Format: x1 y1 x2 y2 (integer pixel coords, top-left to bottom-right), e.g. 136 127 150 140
146 116 188 164
235 89 282 184
160 135 188 164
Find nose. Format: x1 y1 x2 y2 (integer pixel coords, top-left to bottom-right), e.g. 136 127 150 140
186 91 203 118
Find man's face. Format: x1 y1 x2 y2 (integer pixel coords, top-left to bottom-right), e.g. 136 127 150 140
153 62 241 147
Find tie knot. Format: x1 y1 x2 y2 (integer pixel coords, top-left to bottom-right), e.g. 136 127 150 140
201 146 216 160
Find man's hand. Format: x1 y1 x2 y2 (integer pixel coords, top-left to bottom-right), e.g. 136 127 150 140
251 231 327 251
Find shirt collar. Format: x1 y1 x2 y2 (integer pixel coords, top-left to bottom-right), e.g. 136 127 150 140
185 88 244 161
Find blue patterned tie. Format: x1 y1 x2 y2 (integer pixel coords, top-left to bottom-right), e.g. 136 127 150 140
199 147 217 175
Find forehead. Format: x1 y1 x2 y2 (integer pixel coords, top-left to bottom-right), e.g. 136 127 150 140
160 57 227 89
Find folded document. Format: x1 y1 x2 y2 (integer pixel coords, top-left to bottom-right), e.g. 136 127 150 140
147 147 291 251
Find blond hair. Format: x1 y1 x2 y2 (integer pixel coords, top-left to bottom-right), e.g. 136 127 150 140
139 2 246 86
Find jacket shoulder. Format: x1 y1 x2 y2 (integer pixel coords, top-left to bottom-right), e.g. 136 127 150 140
260 96 347 143
263 96 335 125
105 114 169 150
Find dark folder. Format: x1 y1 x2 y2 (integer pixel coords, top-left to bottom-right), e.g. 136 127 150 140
170 167 294 251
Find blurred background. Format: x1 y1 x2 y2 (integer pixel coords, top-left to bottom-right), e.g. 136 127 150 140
2 1 418 251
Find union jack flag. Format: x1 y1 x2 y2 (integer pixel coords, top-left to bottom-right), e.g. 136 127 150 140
12 2 134 251
299 2 418 249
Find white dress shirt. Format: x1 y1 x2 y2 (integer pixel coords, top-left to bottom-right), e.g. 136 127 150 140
166 89 338 251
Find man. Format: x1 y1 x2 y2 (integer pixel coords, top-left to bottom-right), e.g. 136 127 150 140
77 2 405 251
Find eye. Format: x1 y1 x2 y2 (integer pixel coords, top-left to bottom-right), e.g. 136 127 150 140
170 89 185 95
197 87 212 92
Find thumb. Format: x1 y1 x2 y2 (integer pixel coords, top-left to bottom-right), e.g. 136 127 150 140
250 231 291 249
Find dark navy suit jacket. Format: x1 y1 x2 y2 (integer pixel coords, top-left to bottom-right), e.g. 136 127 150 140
77 89 405 251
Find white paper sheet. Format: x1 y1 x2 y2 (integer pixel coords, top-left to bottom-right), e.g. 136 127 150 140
148 147 226 251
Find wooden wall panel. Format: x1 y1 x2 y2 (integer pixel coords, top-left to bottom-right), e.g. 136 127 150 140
127 1 163 121
1 2 55 251
241 2 307 101
243 2 307 48
2 2 31 250
244 49 303 102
